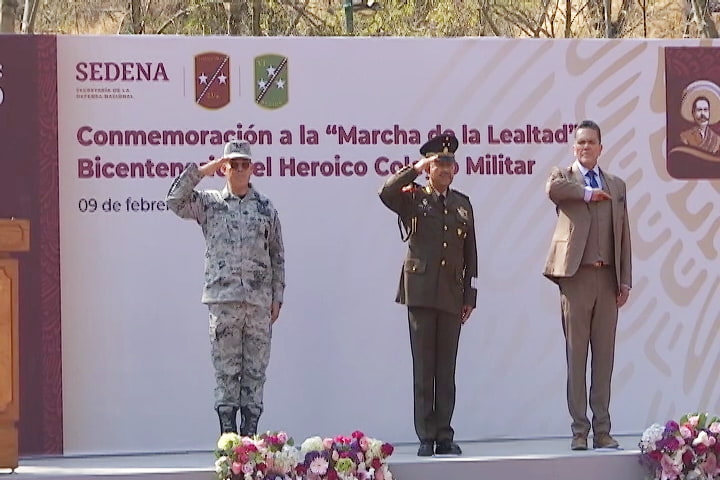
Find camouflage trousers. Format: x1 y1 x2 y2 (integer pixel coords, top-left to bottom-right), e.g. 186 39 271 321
208 302 272 417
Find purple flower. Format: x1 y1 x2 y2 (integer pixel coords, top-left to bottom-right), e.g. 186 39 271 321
665 421 680 434
304 450 322 467
666 437 681 451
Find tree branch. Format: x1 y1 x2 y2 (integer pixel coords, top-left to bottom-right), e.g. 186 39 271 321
21 0 38 33
480 2 503 36
156 3 201 34
284 0 310 35
565 0 571 37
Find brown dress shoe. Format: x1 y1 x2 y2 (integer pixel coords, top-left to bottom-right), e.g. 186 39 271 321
571 434 588 450
593 433 619 449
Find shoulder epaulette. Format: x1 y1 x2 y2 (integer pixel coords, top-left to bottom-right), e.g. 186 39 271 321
451 189 469 200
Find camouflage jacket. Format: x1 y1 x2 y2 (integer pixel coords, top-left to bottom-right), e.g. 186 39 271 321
167 164 285 307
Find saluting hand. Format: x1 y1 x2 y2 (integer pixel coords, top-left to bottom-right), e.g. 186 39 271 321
413 155 437 174
461 305 474 325
198 157 227 177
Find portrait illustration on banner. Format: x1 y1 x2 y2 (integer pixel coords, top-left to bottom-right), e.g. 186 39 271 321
665 47 720 178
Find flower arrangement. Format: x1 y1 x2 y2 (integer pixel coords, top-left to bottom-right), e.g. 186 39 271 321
215 431 300 480
214 431 394 480
639 412 720 480
297 431 394 480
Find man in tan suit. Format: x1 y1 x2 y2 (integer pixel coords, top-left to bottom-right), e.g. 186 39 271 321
543 120 632 451
379 134 477 457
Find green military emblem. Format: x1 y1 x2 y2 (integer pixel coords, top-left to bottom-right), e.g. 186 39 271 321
254 54 289 109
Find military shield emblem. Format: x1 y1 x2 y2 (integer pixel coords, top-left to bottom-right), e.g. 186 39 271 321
254 54 288 109
194 52 230 109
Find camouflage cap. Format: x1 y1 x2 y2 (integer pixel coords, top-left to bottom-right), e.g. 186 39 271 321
223 140 252 160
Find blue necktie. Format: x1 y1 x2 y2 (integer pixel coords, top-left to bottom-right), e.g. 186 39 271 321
586 170 599 188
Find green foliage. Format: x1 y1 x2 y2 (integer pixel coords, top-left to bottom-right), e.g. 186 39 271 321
179 1 228 35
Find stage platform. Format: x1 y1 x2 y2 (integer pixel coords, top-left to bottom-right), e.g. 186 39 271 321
3 435 645 480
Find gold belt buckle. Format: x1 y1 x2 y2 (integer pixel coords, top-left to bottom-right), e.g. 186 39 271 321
593 261 604 268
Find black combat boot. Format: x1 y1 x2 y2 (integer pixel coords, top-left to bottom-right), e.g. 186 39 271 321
239 408 259 436
216 405 238 434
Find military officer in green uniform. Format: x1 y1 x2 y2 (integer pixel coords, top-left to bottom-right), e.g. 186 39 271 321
379 134 478 457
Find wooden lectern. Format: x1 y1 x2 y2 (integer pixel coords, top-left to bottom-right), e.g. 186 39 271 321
0 219 29 472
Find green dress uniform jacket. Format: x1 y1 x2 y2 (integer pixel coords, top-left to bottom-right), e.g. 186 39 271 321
379 165 478 314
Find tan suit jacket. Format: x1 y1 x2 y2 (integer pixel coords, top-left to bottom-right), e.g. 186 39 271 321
543 164 632 290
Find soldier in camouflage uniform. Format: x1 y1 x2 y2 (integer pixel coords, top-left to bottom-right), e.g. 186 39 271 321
379 134 477 457
166 140 285 437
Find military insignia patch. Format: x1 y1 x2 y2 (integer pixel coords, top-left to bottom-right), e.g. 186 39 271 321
194 52 230 109
254 54 289 109
418 197 431 216
457 206 468 220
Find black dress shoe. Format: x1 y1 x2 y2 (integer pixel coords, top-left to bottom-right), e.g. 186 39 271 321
435 440 462 455
417 441 434 457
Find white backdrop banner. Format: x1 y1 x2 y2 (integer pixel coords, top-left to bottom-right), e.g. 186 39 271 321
55 36 720 455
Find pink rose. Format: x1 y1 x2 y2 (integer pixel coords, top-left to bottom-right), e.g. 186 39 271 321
277 432 289 443
702 453 719 474
323 438 334 449
359 437 369 451
352 430 365 439
381 443 394 456
231 462 243 475
660 454 681 477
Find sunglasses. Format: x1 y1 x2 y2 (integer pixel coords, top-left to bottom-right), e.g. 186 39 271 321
228 159 252 170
